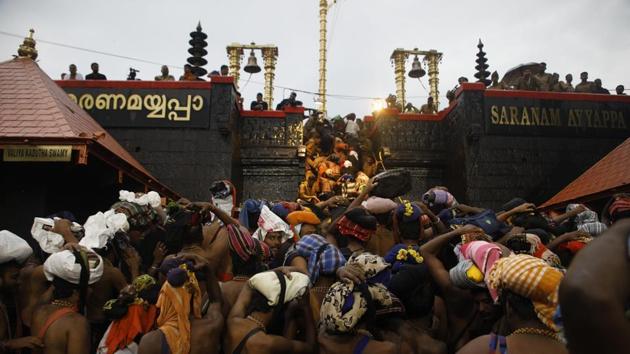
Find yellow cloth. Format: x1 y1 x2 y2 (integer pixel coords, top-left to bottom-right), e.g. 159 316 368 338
487 254 563 331
156 270 202 354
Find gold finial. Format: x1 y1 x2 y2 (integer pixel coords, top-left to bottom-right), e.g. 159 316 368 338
17 29 38 60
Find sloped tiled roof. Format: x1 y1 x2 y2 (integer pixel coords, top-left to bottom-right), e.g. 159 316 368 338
541 137 630 208
0 57 177 197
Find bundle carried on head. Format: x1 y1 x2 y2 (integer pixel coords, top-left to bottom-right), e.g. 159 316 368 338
319 253 393 333
0 230 33 264
487 254 564 332
252 205 293 243
295 234 346 284
370 169 412 199
226 224 271 263
79 210 129 250
336 207 378 242
111 190 161 230
248 270 310 306
566 204 607 236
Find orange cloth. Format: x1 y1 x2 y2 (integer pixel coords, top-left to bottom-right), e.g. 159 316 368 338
286 211 321 226
106 304 157 354
156 270 202 354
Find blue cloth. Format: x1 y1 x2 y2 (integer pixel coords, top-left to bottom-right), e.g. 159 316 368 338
239 199 267 230
295 234 346 283
395 203 421 223
271 203 290 221
384 244 423 272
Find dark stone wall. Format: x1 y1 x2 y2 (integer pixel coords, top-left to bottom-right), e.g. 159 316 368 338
104 83 239 201
443 88 627 210
373 112 446 201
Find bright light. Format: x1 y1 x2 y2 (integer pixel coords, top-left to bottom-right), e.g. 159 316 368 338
370 99 386 112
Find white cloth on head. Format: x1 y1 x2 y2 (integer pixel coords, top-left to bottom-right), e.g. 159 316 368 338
31 217 65 254
345 119 359 137
252 205 292 243
248 271 310 306
0 230 33 264
118 190 161 208
43 249 104 285
80 210 129 249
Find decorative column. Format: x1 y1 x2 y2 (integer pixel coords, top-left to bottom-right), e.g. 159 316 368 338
318 0 328 116
425 50 442 109
392 50 407 109
187 22 208 79
226 45 243 88
262 47 278 109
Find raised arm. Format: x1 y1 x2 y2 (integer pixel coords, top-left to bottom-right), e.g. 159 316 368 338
228 283 254 320
559 219 630 354
496 203 535 222
551 205 585 224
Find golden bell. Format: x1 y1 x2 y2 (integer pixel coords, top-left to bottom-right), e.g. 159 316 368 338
408 56 426 78
244 50 261 74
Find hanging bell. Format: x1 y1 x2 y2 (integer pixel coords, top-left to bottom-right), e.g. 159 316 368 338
244 50 261 74
408 56 426 78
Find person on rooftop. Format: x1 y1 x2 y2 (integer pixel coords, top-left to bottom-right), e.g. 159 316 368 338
85 62 106 80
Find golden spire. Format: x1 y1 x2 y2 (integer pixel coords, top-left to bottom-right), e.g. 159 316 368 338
17 29 38 60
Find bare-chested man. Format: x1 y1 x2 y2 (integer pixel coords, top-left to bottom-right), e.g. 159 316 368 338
30 248 104 354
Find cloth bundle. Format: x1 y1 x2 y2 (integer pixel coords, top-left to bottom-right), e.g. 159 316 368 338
248 271 310 306
362 197 398 215
456 240 505 300
487 254 564 331
79 210 129 250
295 234 346 283
43 249 104 285
99 303 158 354
0 230 33 264
450 259 485 289
384 244 423 273
319 253 393 333
608 195 630 223
252 205 293 243
566 204 607 236
336 208 377 242
226 224 271 262
31 217 66 254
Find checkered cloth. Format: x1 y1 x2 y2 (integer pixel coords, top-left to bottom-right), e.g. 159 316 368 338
111 201 155 229
487 254 564 331
295 234 346 284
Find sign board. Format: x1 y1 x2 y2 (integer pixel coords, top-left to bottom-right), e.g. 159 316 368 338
484 96 630 138
62 87 211 128
3 145 72 162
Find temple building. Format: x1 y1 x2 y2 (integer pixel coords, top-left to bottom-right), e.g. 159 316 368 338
0 46 177 236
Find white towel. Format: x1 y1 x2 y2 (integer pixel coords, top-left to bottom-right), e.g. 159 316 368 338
31 217 65 254
248 271 310 306
43 249 104 285
252 205 292 243
0 230 33 264
80 210 129 249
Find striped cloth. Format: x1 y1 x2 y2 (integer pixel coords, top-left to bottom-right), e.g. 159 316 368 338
295 234 346 283
226 224 270 262
487 254 564 331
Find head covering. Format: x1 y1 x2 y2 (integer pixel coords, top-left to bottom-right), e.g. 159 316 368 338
271 203 290 220
156 264 201 354
422 188 457 212
248 271 310 306
0 230 33 264
43 249 104 285
509 234 562 268
362 197 398 215
239 199 267 230
456 240 505 300
608 196 630 223
226 224 271 262
384 244 423 272
79 210 129 250
487 254 564 331
337 208 377 242
31 217 65 254
110 201 156 229
449 260 485 289
566 204 607 236
319 253 393 333
118 190 161 208
295 234 346 283
252 205 292 243
286 210 321 226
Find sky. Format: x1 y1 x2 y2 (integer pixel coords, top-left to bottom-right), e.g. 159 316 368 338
0 0 629 117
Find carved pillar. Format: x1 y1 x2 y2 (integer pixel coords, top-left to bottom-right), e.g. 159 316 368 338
392 51 407 109
426 51 442 109
226 46 243 89
319 0 328 116
262 47 278 109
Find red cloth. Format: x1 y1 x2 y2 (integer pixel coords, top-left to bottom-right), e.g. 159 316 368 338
106 304 157 354
609 197 630 221
336 215 373 241
557 240 587 254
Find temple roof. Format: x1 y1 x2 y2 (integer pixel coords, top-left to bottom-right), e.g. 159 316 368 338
541 137 630 208
0 57 178 198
